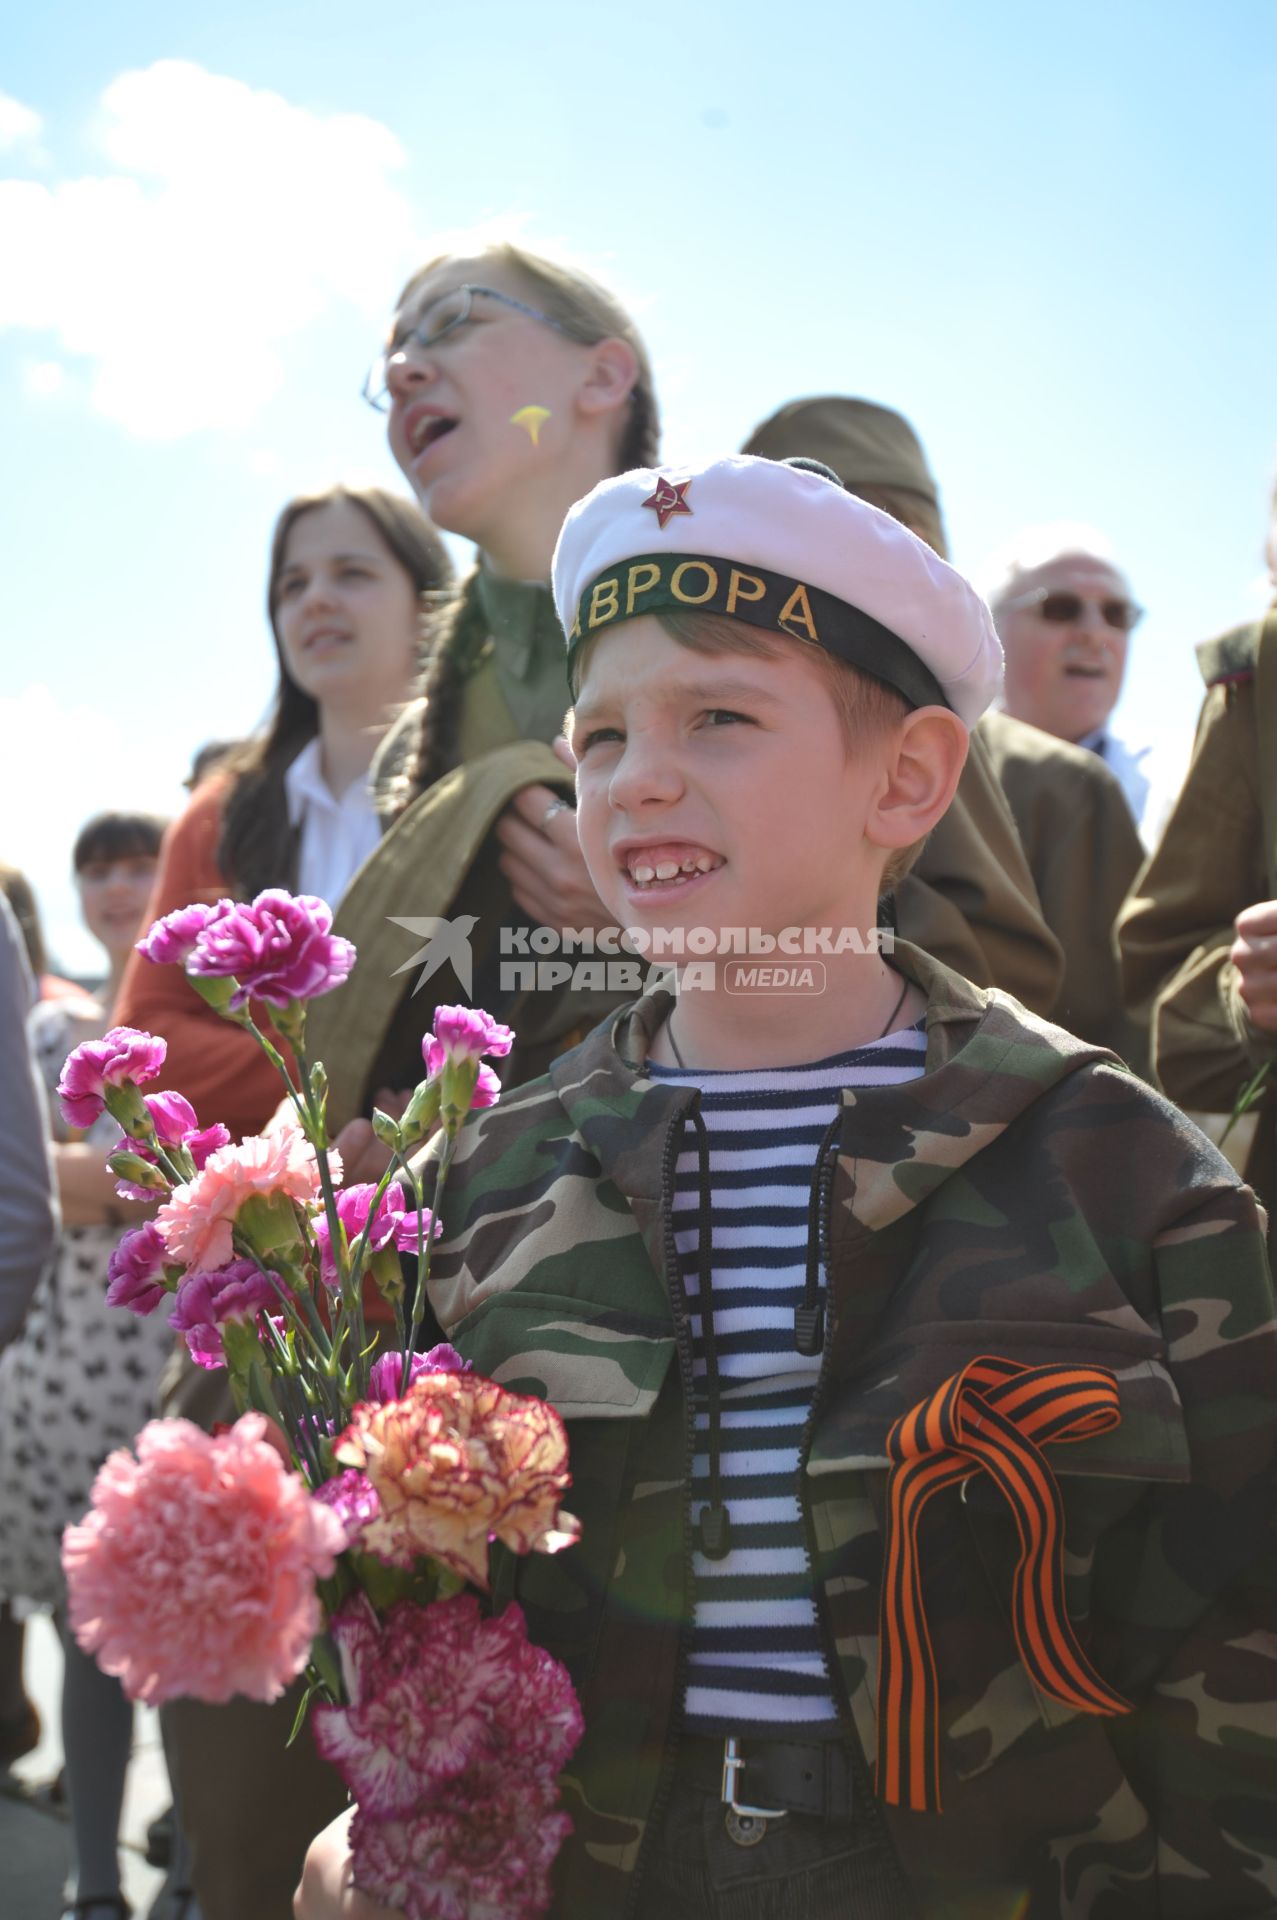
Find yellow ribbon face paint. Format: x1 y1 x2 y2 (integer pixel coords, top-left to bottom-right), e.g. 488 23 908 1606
510 405 551 445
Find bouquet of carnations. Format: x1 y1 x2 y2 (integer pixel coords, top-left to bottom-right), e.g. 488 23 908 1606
58 890 583 1920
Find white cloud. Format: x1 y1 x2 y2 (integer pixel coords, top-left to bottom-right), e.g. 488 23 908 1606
0 61 420 438
0 684 190 976
0 93 42 151
23 359 64 396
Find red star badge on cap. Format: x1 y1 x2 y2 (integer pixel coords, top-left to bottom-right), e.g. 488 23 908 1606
642 476 693 530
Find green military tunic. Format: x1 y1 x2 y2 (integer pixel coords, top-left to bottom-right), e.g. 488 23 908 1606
979 709 1147 1068
1118 610 1277 1227
422 943 1277 1917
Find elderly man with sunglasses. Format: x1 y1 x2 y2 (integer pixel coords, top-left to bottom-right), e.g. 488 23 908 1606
982 526 1167 844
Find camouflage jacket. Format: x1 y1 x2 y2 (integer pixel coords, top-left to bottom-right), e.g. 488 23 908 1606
426 942 1277 1918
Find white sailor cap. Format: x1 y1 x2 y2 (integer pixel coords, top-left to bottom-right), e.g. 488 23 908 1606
552 454 1003 725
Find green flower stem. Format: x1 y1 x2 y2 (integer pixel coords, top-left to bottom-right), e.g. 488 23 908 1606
401 1138 454 1394
1220 1060 1272 1147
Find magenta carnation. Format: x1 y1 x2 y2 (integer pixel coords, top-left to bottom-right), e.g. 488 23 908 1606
105 1221 170 1315
141 1090 199 1144
57 1027 167 1129
470 1063 501 1109
427 1006 514 1065
136 901 223 966
117 1096 232 1202
185 890 355 1009
366 1345 467 1405
168 1258 278 1368
312 1183 438 1290
62 1414 344 1705
313 1470 381 1548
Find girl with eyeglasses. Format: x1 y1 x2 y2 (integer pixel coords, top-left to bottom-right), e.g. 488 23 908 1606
303 242 660 1178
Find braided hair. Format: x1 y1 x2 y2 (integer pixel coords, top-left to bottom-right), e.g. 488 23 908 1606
396 243 661 802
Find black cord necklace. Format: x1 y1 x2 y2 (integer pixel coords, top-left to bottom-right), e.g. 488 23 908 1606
665 968 911 1068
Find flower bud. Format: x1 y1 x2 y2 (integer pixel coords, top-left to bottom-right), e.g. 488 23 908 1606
370 1108 403 1152
102 1079 154 1139
107 1150 169 1194
397 1078 441 1149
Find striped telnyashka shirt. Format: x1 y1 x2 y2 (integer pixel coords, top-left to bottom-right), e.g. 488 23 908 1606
650 1022 927 1736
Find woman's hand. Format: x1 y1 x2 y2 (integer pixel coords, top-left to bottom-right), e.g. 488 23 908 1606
495 781 612 937
294 1808 405 1920
1233 901 1277 1034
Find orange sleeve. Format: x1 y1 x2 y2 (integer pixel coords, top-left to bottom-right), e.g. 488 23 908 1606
114 781 295 1142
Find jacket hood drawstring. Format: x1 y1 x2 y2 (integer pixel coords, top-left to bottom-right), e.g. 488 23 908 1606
687 1103 843 1562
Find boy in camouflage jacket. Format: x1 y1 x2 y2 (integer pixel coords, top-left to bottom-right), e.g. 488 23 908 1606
302 458 1277 1920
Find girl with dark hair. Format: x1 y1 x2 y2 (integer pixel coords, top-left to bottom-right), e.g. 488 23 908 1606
0 811 173 1920
114 485 452 1142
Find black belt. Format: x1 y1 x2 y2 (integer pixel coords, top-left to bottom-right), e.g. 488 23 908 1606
676 1732 855 1821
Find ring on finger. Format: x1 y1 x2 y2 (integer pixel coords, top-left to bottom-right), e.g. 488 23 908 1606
542 799 571 831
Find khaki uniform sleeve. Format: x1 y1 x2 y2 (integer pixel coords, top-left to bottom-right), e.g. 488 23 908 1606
1112 1172 1277 1906
897 726 1064 1016
1118 681 1275 1112
981 712 1147 1066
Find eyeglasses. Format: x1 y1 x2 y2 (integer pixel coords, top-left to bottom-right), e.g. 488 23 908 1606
1007 587 1144 633
361 284 572 412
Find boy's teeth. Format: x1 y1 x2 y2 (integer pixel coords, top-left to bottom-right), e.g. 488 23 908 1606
633 864 655 883
655 861 680 881
694 854 717 872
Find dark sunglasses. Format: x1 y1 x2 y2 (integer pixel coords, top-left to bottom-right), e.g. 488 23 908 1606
1009 587 1144 633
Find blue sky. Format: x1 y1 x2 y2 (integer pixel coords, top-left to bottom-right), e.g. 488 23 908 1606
3 0 1274 970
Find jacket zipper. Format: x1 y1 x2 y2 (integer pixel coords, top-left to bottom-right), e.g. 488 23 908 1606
624 1098 700 1919
797 1121 915 1890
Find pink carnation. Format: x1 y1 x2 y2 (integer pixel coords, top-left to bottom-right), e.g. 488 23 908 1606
136 901 222 966
62 1414 345 1705
155 1126 339 1272
168 1258 278 1368
186 890 355 1010
312 1183 438 1290
57 1027 167 1129
105 1221 170 1316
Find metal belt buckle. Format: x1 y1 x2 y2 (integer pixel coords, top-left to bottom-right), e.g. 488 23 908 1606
720 1735 788 1821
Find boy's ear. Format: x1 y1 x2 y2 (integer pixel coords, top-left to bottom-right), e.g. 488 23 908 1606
867 708 969 852
575 337 639 424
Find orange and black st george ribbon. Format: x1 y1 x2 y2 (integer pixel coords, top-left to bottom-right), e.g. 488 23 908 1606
876 1354 1131 1813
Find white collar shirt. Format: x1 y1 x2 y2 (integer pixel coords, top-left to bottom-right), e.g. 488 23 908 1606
283 738 382 910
